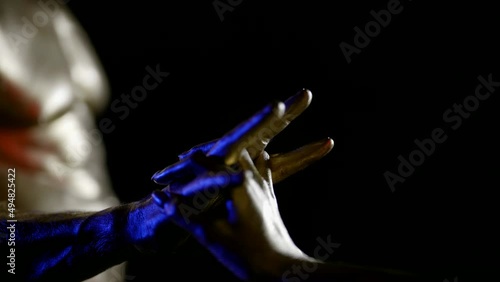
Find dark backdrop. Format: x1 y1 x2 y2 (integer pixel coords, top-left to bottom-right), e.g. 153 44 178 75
66 1 498 281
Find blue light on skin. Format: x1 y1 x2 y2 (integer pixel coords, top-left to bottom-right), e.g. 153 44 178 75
150 167 249 279
151 89 310 187
0 204 139 281
226 199 238 225
152 102 278 186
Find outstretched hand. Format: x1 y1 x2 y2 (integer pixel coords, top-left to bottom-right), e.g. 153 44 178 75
131 89 333 257
153 149 320 281
147 89 335 280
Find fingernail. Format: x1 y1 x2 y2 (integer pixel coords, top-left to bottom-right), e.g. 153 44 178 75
151 170 161 181
322 137 335 154
308 137 335 156
285 88 312 108
325 137 334 148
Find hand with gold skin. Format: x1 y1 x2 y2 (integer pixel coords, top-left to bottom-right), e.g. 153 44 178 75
149 88 335 280
147 88 333 252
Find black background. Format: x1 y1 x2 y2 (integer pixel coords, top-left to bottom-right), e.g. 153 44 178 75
66 1 498 281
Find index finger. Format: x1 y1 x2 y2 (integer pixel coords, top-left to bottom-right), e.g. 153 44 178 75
152 101 284 184
178 89 312 161
207 100 285 165
213 88 313 162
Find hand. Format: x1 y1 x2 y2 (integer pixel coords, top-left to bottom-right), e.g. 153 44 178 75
154 149 320 281
148 89 335 280
133 89 334 255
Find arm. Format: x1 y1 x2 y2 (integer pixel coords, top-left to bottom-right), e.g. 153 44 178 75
0 196 169 282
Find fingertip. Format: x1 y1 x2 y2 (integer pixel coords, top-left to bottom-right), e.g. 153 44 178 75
301 88 313 104
151 172 166 184
151 171 159 181
326 137 334 149
307 137 335 155
284 88 313 110
321 137 335 156
151 167 171 184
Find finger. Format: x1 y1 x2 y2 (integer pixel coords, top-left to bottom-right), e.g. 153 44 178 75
230 88 313 161
238 149 266 188
152 189 171 207
177 139 218 160
151 190 177 217
283 88 313 125
270 137 334 184
166 153 230 193
180 90 310 161
151 157 195 185
153 90 309 184
255 88 313 147
238 149 277 203
154 90 310 184
153 102 282 184
152 150 214 185
207 101 285 165
254 150 272 185
152 146 231 185
175 170 244 197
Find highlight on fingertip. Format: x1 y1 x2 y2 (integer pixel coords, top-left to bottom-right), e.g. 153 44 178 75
318 137 335 156
285 88 313 109
325 137 334 149
300 88 313 104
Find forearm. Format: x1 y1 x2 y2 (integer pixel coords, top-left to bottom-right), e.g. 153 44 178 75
1 203 138 281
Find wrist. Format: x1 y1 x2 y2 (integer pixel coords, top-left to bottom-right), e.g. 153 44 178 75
125 198 158 254
76 204 137 266
126 196 180 255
